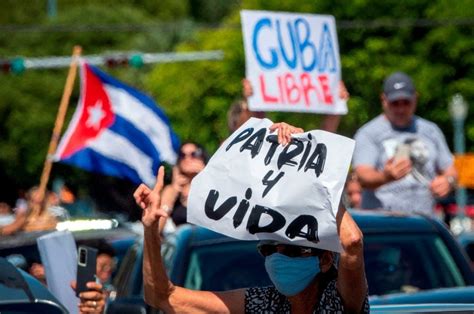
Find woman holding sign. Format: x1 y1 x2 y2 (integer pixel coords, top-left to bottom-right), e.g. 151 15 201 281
134 122 368 314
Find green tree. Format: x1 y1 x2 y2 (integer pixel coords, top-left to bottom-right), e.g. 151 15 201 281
146 0 474 152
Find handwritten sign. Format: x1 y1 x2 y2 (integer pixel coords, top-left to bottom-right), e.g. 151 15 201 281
241 10 346 114
188 118 354 252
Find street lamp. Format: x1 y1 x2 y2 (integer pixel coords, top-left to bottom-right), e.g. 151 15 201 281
448 94 468 231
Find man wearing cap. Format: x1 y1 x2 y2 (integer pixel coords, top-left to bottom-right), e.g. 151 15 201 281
352 71 457 214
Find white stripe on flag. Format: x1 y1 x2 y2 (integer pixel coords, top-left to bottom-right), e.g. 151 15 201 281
88 129 156 186
105 85 177 164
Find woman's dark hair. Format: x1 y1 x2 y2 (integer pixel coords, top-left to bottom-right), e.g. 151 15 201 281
178 141 209 164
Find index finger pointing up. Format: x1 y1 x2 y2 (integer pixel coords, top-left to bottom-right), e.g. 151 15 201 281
153 166 165 193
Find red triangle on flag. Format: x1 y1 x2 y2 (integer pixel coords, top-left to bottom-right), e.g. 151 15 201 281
59 64 115 158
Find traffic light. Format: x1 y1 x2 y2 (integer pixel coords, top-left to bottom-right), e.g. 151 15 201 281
104 54 144 69
104 56 129 68
129 54 144 68
1 58 25 74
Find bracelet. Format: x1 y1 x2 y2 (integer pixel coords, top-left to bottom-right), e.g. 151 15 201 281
160 204 171 214
446 175 457 190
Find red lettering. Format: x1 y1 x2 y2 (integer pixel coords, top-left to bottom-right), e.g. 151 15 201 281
284 73 301 104
318 75 333 104
259 75 278 103
277 75 286 104
300 73 321 106
259 73 335 108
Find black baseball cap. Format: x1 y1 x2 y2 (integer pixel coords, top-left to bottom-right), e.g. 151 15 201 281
383 72 416 102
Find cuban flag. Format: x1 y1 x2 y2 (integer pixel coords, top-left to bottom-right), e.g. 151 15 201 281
55 62 180 186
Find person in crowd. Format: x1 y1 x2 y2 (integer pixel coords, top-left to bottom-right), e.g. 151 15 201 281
134 122 369 313
59 183 95 217
46 190 70 221
94 241 117 298
29 261 47 285
158 141 208 234
352 71 457 215
343 172 362 209
0 187 40 235
0 187 66 235
0 202 14 226
229 79 350 134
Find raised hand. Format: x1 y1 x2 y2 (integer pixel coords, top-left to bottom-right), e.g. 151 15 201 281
242 78 254 98
171 166 190 193
133 166 168 228
269 122 304 146
339 80 350 101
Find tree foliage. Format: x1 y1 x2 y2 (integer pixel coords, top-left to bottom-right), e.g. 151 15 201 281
0 0 473 211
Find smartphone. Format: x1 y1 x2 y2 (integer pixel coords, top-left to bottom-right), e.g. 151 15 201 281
76 245 97 297
394 143 410 161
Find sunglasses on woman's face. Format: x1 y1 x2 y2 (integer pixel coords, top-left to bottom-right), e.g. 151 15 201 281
178 148 204 160
257 244 323 258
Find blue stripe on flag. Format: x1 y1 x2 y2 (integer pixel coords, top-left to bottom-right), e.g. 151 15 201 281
108 115 162 172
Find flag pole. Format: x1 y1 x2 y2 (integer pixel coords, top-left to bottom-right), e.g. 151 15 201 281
36 45 82 216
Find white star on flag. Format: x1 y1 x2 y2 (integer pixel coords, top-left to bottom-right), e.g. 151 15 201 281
86 100 105 130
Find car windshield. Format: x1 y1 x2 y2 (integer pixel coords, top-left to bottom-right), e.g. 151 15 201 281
183 241 272 291
365 232 466 296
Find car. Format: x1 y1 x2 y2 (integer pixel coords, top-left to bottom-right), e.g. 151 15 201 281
370 286 474 305
370 303 474 313
0 219 139 282
0 257 67 313
111 224 271 298
108 210 474 313
357 210 473 296
457 231 474 266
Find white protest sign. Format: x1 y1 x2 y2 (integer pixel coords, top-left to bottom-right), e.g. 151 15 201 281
241 10 347 114
188 118 354 252
37 230 79 314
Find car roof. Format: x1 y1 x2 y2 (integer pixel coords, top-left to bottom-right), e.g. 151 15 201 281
0 226 138 251
351 209 439 234
170 210 440 246
370 286 474 305
458 232 474 245
0 257 67 313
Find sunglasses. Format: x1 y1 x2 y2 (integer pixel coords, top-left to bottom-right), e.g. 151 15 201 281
257 244 323 258
178 148 204 160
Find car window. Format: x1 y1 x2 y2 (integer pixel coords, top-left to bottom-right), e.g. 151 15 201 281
112 242 142 298
365 233 466 296
183 241 272 291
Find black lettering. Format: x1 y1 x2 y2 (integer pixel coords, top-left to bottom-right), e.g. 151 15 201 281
277 139 304 170
285 215 319 242
204 189 237 220
304 143 327 177
247 205 286 234
233 188 252 228
226 128 253 151
264 135 279 165
298 137 312 171
240 127 267 158
261 170 285 198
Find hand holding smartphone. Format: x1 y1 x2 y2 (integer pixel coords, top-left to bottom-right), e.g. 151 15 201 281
394 143 410 161
76 245 97 297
